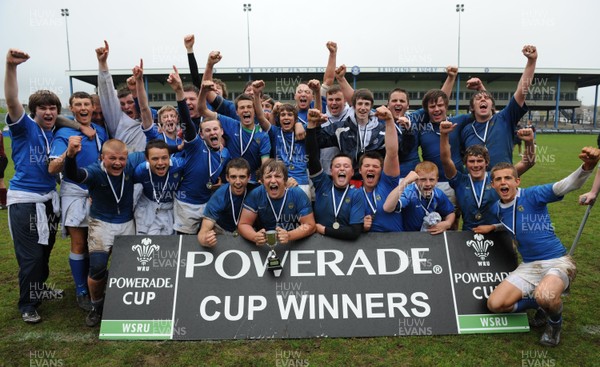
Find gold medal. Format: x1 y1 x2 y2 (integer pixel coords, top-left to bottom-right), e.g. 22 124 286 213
475 212 482 221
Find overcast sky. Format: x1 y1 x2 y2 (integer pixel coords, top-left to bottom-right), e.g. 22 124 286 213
1 0 599 106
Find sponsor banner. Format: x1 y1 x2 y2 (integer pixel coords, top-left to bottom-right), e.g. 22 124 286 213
100 236 180 340
458 314 529 334
100 232 528 340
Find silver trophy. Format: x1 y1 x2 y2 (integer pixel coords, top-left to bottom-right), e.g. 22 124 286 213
265 230 283 276
421 212 442 232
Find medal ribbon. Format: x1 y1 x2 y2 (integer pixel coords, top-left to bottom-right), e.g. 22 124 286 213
358 124 369 152
497 189 520 236
204 140 223 184
38 124 51 156
92 126 102 154
394 123 403 135
362 187 377 215
229 186 247 227
266 188 288 226
101 162 125 212
416 186 435 216
472 119 491 144
280 129 295 165
148 168 170 205
468 172 487 210
331 185 350 222
240 125 256 156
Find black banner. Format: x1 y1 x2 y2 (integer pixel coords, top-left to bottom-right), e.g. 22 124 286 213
99 232 528 340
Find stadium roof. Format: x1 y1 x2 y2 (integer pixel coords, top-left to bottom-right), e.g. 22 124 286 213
67 66 600 88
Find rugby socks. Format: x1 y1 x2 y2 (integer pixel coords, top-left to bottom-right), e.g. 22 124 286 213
69 252 88 296
513 297 539 313
548 316 562 327
0 188 6 206
91 297 104 311
548 304 563 326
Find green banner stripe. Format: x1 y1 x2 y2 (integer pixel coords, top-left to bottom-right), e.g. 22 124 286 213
459 327 529 334
458 313 528 317
99 334 171 340
100 320 173 336
460 326 529 334
458 313 529 333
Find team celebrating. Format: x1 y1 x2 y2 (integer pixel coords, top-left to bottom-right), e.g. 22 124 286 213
4 36 600 347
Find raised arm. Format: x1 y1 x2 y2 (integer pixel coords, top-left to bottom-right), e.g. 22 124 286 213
514 45 537 107
64 136 87 184
198 81 219 121
184 34 202 89
308 79 322 113
377 106 399 177
466 77 487 92
133 59 153 130
127 74 137 99
269 102 281 126
334 65 354 104
252 80 270 131
306 109 328 175
439 120 458 179
96 40 124 137
4 49 29 121
96 40 109 72
383 171 419 212
515 127 536 176
167 65 186 103
202 51 222 104
441 66 458 98
167 66 197 141
323 41 337 87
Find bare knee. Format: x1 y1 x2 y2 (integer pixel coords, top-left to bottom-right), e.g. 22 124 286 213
487 293 513 313
535 289 561 310
487 281 523 313
535 275 565 310
67 227 88 253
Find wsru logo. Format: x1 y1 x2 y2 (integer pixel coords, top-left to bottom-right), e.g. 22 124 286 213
466 234 494 267
132 238 160 272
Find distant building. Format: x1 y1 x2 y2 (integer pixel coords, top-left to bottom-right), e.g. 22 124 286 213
67 66 600 126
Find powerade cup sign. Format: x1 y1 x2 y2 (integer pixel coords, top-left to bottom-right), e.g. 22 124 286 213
100 232 528 340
